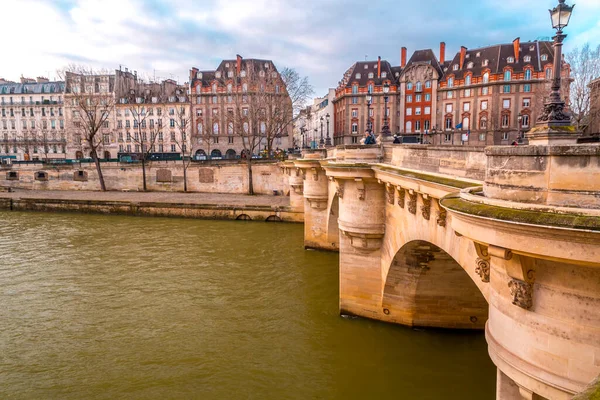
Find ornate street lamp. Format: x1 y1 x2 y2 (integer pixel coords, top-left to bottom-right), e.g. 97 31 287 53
319 116 324 146
536 0 575 127
382 83 391 136
313 128 318 149
366 94 373 133
300 127 307 149
325 113 331 146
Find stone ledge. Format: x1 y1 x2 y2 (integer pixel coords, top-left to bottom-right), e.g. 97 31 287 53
441 194 600 232
373 164 480 189
485 144 600 156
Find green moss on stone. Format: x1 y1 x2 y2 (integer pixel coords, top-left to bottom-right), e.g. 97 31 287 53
374 165 478 189
572 377 600 400
442 195 600 231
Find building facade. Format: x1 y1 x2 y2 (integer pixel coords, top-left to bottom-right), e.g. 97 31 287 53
189 55 292 160
299 89 335 148
333 57 401 145
435 38 570 145
0 77 66 161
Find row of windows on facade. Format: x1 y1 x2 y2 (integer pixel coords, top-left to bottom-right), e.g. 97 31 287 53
116 131 186 142
2 132 64 141
112 106 185 117
196 66 277 80
1 145 66 154
196 83 281 95
446 68 551 88
196 121 268 135
444 98 532 114
118 96 187 105
118 144 187 153
115 119 185 129
441 114 530 132
451 52 549 72
0 96 62 105
1 119 64 130
2 107 63 117
350 109 391 118
444 83 536 99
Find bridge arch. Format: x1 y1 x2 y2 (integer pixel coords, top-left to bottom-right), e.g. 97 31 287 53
382 240 488 329
326 192 340 250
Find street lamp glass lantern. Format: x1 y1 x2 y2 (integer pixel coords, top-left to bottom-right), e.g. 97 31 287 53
366 94 372 103
383 83 390 94
326 113 330 122
550 0 574 30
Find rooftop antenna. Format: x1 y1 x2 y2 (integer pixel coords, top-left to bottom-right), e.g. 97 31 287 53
365 55 368 61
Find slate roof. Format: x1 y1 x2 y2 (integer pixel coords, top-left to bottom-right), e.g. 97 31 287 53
443 40 554 79
0 81 65 95
405 49 444 77
340 60 398 88
190 58 278 87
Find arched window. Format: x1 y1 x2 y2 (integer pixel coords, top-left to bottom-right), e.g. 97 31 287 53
467 62 474 69
507 57 514 63
465 75 471 86
504 70 511 81
462 117 470 130
352 84 358 94
368 72 374 79
425 80 431 89
227 83 232 93
368 84 373 93
447 78 454 88
524 55 531 63
546 68 552 79
405 121 412 133
416 81 422 91
243 121 249 133
407 82 413 90
524 69 532 80
228 121 233 135
541 54 548 61
197 122 203 134
260 121 266 134
195 85 201 94
483 72 489 83
213 122 219 135
212 84 217 93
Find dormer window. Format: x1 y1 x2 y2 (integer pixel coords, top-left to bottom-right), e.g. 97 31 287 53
259 70 265 77
476 52 481 57
368 72 374 79
467 62 474 69
228 71 233 78
356 73 361 79
507 57 515 63
364 65 368 70
465 54 470 59
447 78 454 88
264 63 269 68
465 75 472 86
215 71 221 78
483 59 489 67
541 54 548 61
529 45 535 51
453 64 459 71
395 72 400 77
240 70 246 77
381 72 387 78
524 55 531 63
225 63 230 68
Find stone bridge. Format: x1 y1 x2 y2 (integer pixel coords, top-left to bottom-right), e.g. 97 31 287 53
282 142 600 400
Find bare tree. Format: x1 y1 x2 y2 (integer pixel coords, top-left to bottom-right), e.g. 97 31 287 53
60 68 115 191
125 91 163 191
566 43 600 132
172 105 192 192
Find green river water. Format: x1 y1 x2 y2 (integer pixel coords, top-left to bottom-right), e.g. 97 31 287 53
0 211 496 399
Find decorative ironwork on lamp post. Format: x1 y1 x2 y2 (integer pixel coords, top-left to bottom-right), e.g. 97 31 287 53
536 0 575 127
366 94 373 134
319 116 324 147
325 113 331 146
382 83 391 136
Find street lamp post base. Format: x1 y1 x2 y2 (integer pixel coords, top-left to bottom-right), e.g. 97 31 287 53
526 125 581 146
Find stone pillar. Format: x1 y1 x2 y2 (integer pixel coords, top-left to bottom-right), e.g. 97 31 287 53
288 168 304 213
336 177 386 318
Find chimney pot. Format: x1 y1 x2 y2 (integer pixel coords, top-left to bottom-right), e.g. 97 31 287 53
401 47 407 68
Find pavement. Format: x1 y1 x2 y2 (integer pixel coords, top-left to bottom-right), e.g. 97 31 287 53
1 189 290 207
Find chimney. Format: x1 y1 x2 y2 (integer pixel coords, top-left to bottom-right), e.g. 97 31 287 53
377 56 381 79
190 67 198 81
401 47 407 68
236 54 242 75
440 42 446 64
513 37 520 62
36 77 49 83
20 76 27 84
459 46 467 70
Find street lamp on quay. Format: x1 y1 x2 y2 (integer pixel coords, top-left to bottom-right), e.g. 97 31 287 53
325 113 331 146
319 116 324 147
300 127 307 149
382 83 391 136
536 0 575 127
313 128 318 149
366 94 373 134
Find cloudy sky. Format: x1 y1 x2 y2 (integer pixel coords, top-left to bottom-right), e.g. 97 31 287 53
2 0 599 95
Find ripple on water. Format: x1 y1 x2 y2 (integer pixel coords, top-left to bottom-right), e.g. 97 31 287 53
0 211 496 400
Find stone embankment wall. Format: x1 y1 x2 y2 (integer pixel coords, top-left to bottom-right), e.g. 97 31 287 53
0 161 287 195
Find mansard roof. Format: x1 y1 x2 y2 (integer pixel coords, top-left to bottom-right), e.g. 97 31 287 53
0 81 65 95
191 58 279 87
339 60 397 89
444 40 554 80
406 49 444 77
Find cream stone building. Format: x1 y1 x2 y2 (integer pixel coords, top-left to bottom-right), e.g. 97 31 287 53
0 77 66 161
